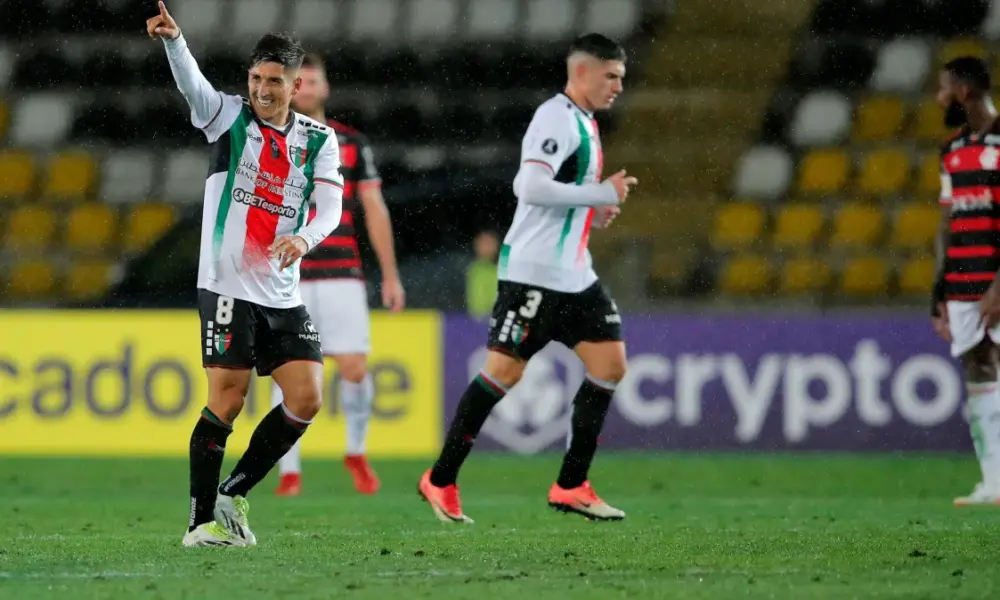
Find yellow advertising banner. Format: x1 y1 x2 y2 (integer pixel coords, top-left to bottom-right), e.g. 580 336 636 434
0 310 441 457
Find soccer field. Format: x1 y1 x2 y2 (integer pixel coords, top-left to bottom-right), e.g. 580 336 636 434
0 454 997 599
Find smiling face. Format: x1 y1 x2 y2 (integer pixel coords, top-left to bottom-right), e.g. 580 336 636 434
247 61 300 123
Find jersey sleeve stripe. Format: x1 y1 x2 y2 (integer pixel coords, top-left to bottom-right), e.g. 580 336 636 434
314 178 344 188
524 159 555 173
200 91 226 131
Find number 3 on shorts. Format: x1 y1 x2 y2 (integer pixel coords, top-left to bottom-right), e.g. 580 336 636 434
519 290 543 319
215 295 234 325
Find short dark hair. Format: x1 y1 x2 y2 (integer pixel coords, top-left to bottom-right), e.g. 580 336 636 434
945 56 991 93
250 33 306 69
301 52 325 70
568 33 626 62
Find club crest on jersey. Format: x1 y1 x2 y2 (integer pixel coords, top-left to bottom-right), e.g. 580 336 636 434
290 146 307 168
511 323 530 345
981 146 1000 171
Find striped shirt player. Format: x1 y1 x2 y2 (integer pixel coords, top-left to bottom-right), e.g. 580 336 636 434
163 35 344 377
488 92 625 359
939 119 1000 358
416 35 635 526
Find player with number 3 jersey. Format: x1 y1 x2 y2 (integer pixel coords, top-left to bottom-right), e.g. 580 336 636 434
417 34 637 524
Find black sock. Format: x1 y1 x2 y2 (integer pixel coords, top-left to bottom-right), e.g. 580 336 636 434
430 373 506 487
557 377 614 489
189 408 232 531
218 405 309 498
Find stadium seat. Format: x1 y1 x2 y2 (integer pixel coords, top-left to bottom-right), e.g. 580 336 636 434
4 206 56 252
0 151 36 199
910 99 950 144
289 0 340 39
937 38 988 68
788 91 851 147
852 96 905 142
524 0 576 40
7 259 56 299
778 257 831 296
169 0 224 42
856 148 911 196
162 150 209 204
711 202 765 250
839 256 889 297
898 256 935 295
796 148 850 195
124 203 175 253
42 151 96 200
772 205 825 249
718 255 772 295
10 93 74 147
916 152 944 198
891 203 941 249
408 0 460 39
465 0 519 40
0 44 14 89
100 151 155 204
65 203 117 253
64 259 114 301
870 38 931 92
232 0 282 39
831 203 885 248
584 0 640 40
731 145 793 201
983 1 1000 39
349 0 398 40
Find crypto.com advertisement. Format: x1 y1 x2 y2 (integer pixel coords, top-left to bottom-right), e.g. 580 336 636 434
444 314 969 453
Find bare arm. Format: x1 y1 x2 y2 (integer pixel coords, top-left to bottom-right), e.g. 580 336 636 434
359 185 401 283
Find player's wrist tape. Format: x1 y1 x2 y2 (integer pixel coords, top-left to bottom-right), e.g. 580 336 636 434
931 277 945 317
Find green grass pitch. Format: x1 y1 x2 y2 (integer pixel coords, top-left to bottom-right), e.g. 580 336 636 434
0 453 998 599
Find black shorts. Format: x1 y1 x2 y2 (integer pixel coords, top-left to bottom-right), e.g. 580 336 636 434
487 281 622 361
198 289 323 376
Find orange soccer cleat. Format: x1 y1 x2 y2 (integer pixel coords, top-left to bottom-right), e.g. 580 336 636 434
344 455 380 495
417 469 473 523
548 481 625 521
275 472 301 497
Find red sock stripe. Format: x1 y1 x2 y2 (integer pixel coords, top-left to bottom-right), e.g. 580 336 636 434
475 373 506 398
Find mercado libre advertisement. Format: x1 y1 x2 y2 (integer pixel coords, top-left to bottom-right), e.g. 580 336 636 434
0 311 442 457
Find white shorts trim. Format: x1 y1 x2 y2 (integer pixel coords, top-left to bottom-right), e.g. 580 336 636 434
947 300 1000 357
300 279 371 355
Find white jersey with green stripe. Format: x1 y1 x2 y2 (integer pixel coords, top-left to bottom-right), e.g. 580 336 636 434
500 94 605 293
196 95 344 309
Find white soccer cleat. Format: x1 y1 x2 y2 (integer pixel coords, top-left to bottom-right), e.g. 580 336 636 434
213 494 258 545
954 482 1000 506
182 521 247 547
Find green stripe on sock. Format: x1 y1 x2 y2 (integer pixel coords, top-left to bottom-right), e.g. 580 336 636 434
201 407 231 430
474 374 506 399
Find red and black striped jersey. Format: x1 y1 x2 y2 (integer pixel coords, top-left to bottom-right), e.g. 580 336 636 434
940 119 1000 301
300 119 381 281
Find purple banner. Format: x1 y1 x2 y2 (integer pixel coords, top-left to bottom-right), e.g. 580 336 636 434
443 314 970 452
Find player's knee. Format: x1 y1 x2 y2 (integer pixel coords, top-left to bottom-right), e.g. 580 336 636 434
962 341 997 382
207 370 250 422
483 350 526 388
336 355 368 383
282 382 323 421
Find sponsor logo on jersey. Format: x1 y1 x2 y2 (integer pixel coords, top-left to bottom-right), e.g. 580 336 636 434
950 189 993 212
541 138 559 155
269 136 281 159
249 132 263 144
232 188 297 218
298 319 321 343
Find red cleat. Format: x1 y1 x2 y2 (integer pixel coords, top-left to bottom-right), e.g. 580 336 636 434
417 469 473 523
344 455 380 495
275 472 301 497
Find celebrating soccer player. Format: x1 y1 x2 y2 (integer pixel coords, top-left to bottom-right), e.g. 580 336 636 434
147 2 346 546
932 56 1000 506
270 53 405 497
418 34 636 523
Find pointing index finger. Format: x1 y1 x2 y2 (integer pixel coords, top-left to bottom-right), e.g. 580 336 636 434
159 1 168 17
